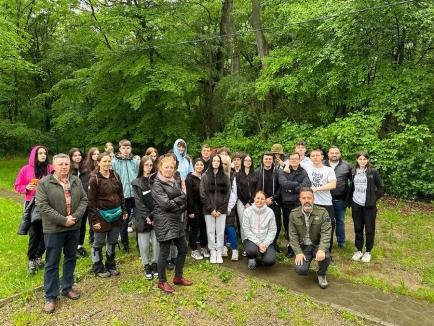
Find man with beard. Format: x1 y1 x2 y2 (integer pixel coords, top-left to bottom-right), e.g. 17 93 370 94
288 187 332 289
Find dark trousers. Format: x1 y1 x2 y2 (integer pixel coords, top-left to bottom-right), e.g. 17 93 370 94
78 208 88 246
243 239 276 266
317 205 336 254
270 203 282 247
295 245 330 276
187 213 207 251
158 236 187 282
43 230 79 300
352 202 377 252
282 203 299 241
88 215 94 245
28 220 45 260
120 197 135 248
332 199 347 246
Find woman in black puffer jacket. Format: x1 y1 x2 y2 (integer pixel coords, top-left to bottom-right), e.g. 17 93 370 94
152 156 192 294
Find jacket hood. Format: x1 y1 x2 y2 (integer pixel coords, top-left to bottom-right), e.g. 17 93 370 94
173 138 188 161
28 145 47 167
250 203 270 214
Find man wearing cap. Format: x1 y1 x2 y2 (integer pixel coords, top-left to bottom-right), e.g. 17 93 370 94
270 144 286 169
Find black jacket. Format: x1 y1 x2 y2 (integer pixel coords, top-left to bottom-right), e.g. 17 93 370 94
152 175 187 242
278 166 311 204
186 172 203 217
132 174 156 233
71 167 90 194
200 172 231 214
236 169 260 206
256 165 281 205
348 168 384 207
324 159 352 200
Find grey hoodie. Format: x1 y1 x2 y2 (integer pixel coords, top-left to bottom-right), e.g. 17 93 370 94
242 204 277 247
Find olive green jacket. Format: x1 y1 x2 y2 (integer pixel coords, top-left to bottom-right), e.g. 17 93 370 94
288 205 332 255
35 174 88 233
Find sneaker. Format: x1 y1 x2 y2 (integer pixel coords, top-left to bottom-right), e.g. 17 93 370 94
231 250 239 261
28 260 37 274
209 250 217 264
318 275 328 289
77 246 88 258
96 270 111 278
242 251 247 257
191 250 204 260
144 264 153 280
248 259 256 270
151 263 158 277
361 252 372 263
167 259 175 270
109 267 120 276
352 251 363 261
216 253 223 264
201 248 210 258
222 246 228 257
35 257 44 269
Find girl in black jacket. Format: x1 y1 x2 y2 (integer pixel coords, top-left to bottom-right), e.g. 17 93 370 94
132 156 159 280
348 152 384 263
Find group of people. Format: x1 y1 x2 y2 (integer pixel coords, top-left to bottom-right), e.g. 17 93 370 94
14 139 384 313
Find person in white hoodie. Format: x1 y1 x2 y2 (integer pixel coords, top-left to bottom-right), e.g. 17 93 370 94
242 191 277 269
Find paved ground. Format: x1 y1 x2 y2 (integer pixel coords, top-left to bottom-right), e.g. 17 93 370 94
225 259 434 326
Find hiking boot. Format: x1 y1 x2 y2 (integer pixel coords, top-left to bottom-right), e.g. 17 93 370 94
151 263 158 277
216 253 223 264
361 252 372 263
77 246 88 258
352 251 363 261
158 282 174 294
44 300 55 314
35 257 44 269
167 259 175 270
173 277 193 286
222 246 228 257
61 289 80 300
28 260 37 274
144 264 153 280
248 259 256 270
318 275 328 289
200 248 210 258
191 250 204 260
96 270 111 278
209 250 217 264
231 250 239 261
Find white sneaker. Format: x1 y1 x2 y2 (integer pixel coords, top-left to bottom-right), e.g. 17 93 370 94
222 246 228 257
201 248 210 258
209 250 217 264
231 250 239 261
127 226 134 233
361 252 372 263
191 250 203 260
216 253 223 264
352 251 363 261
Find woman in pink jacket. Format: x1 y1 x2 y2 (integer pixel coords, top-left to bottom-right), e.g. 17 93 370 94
14 145 54 274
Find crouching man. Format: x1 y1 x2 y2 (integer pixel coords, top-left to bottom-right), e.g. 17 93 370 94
288 187 331 289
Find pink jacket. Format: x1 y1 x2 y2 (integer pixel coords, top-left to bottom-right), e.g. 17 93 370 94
14 146 54 201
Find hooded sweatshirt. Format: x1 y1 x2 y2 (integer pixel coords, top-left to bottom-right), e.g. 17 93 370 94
14 145 54 201
173 138 193 181
242 204 277 247
111 153 139 199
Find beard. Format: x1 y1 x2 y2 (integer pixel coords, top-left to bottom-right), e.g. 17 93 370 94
302 203 313 214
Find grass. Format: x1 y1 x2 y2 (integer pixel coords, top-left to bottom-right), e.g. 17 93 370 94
0 157 27 191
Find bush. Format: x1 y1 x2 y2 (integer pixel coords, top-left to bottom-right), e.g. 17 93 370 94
0 122 52 155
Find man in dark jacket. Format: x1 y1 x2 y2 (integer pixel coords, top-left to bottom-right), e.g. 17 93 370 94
324 146 352 248
256 152 282 251
36 154 88 313
289 187 332 289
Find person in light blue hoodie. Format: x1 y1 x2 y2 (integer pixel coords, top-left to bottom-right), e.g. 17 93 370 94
173 139 193 186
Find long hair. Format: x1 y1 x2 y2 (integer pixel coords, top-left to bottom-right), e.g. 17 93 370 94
240 154 254 176
138 155 154 178
34 146 49 179
206 154 228 194
85 147 99 173
353 151 373 174
68 148 85 172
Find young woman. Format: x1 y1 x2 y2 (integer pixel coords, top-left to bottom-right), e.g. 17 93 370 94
348 152 384 263
242 191 277 269
14 145 53 274
88 152 127 277
84 147 100 175
132 156 159 280
105 142 115 159
186 158 208 260
200 155 231 264
152 157 192 294
68 148 90 258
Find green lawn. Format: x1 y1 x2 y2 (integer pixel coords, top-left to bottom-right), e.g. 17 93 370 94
0 157 27 191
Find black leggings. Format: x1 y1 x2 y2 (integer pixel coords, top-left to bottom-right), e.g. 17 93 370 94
187 213 207 250
158 236 187 283
28 220 45 260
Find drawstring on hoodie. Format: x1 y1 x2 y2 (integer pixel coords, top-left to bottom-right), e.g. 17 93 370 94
256 207 261 233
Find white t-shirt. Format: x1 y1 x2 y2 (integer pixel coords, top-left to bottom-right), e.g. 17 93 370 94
300 157 312 170
305 165 336 205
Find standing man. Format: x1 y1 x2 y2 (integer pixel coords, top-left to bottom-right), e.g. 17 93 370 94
200 144 212 172
256 152 282 251
324 146 352 248
304 149 336 260
111 139 139 252
289 188 332 289
295 140 312 170
36 153 88 313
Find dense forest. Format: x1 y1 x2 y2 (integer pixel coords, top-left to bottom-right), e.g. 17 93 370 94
0 0 433 198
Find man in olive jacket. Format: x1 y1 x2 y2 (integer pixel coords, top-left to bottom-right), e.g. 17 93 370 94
288 187 332 289
36 153 88 313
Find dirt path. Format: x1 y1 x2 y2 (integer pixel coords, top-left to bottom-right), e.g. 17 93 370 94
0 189 23 203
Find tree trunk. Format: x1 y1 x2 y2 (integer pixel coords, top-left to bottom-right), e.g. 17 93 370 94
221 0 240 74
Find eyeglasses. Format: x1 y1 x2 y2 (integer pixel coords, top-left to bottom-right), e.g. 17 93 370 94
144 163 153 167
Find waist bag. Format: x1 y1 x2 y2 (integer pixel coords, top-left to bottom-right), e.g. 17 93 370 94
98 206 122 223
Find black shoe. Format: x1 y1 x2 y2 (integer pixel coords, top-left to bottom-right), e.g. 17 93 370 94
35 257 44 269
109 267 120 276
144 264 153 280
77 247 88 258
151 263 158 277
122 245 130 253
166 259 175 270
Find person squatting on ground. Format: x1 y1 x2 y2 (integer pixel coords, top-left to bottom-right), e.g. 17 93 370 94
88 152 128 278
200 154 231 264
242 191 277 269
132 155 159 280
289 187 332 289
348 152 384 263
35 153 88 313
152 157 192 294
15 145 54 274
111 139 139 253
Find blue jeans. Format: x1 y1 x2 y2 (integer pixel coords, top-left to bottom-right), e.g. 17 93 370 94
225 225 238 250
333 199 347 246
44 229 79 300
